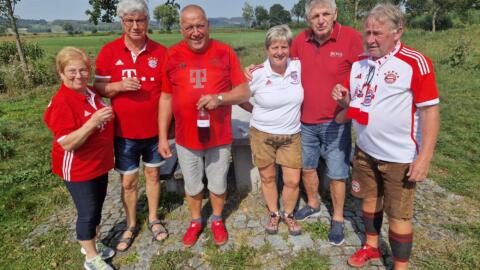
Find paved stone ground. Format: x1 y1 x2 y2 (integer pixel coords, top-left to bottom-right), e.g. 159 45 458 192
24 167 480 270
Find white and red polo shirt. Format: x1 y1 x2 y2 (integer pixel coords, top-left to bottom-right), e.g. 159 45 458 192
345 42 439 163
95 36 167 139
248 58 304 135
162 39 247 150
44 83 114 182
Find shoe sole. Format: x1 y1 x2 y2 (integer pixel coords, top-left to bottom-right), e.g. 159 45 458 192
265 228 278 235
214 238 228 246
329 238 345 246
347 257 380 268
295 211 321 221
80 248 115 260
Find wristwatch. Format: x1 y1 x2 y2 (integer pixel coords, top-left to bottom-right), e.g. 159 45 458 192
216 94 224 104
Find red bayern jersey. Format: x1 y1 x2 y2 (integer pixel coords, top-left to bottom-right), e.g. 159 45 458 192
44 83 114 182
162 39 247 150
291 22 363 124
346 42 439 163
95 36 167 139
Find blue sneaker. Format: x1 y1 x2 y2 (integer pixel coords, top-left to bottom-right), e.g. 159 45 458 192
294 205 321 221
328 220 345 246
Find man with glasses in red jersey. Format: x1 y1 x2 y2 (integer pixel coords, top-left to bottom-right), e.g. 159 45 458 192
94 0 168 252
158 5 250 248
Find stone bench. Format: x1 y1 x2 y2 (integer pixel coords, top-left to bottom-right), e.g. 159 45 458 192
163 105 261 194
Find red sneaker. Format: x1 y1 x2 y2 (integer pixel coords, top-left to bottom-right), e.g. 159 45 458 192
182 221 203 248
211 220 228 245
347 243 382 267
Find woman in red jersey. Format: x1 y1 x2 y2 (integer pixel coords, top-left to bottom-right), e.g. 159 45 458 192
44 47 115 270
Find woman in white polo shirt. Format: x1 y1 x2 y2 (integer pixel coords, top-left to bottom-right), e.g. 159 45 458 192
240 25 303 236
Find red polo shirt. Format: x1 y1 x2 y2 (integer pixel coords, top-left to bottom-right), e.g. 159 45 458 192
95 36 167 139
44 84 114 182
291 22 363 124
162 40 246 150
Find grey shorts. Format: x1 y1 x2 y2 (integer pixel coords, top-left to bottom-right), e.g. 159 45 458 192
176 144 231 196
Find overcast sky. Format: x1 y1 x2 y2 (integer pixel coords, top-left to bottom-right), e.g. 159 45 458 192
15 0 297 21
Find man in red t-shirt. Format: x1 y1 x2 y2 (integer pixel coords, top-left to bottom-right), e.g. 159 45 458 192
158 5 250 248
93 0 167 251
289 0 363 246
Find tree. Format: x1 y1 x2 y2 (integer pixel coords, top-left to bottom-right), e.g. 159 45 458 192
86 0 119 25
242 2 254 28
291 0 306 23
63 22 74 35
254 5 269 29
165 0 180 9
405 0 474 32
0 0 28 78
269 4 291 26
153 4 179 32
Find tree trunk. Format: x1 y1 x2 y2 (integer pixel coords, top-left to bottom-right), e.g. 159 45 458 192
354 0 360 24
5 0 29 80
432 7 440 32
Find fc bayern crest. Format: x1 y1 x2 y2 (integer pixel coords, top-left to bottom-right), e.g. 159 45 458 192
290 71 299 84
148 57 158 68
384 70 399 84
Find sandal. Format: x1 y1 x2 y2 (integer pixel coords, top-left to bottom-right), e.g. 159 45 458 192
148 219 169 242
284 213 302 236
115 226 139 252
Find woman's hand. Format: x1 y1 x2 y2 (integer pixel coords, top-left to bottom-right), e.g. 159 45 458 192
89 107 114 127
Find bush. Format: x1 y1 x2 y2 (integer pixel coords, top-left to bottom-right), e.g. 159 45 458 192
0 123 18 161
0 70 6 93
0 41 45 64
408 14 453 31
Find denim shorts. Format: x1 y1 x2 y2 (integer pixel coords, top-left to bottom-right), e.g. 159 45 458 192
301 121 352 180
114 137 164 175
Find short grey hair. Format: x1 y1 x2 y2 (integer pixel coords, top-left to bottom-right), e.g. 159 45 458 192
180 4 208 25
363 3 405 31
117 0 149 19
265 24 293 48
305 0 337 19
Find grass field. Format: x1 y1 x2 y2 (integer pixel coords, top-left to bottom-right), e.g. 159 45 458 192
0 26 479 269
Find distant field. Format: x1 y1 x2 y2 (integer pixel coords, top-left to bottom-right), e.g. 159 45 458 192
1 30 266 55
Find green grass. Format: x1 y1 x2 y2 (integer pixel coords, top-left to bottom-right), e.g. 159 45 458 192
413 223 480 270
302 222 330 241
150 250 194 270
287 250 330 270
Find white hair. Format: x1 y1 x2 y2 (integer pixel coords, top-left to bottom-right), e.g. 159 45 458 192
117 0 149 19
305 0 337 19
364 3 406 31
265 24 293 48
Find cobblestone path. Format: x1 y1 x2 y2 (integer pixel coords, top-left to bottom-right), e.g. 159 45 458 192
24 168 480 270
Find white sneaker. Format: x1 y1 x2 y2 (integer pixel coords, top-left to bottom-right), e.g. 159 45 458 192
83 255 113 270
81 242 115 260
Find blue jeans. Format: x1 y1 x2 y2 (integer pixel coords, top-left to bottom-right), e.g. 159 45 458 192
114 137 164 175
301 121 351 180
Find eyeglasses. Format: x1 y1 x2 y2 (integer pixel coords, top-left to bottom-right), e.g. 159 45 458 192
182 23 206 33
65 69 89 77
123 17 148 27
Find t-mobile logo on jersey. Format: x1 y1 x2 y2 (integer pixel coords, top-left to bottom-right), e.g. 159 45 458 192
122 69 137 79
190 69 207 89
